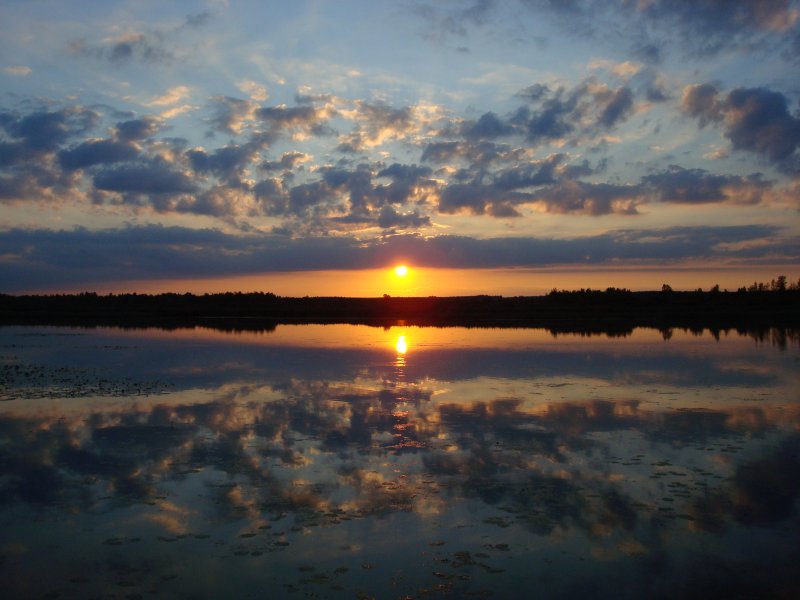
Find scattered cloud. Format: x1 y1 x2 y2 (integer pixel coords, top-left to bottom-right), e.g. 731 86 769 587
66 11 214 66
237 80 269 102
2 66 31 76
147 85 191 107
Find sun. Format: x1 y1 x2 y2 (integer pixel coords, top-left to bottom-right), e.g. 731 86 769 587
394 265 408 277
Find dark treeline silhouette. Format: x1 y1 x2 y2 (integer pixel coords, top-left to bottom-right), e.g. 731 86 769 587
1 278 798 337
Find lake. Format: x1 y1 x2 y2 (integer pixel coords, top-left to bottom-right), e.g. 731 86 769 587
1 324 798 598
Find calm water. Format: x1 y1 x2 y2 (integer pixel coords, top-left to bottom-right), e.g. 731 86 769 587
1 324 798 599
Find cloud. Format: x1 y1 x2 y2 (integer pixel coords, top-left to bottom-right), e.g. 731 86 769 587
237 80 269 102
726 88 800 164
187 143 263 185
416 1 799 65
376 205 431 229
0 107 98 157
643 166 771 205
115 117 160 141
431 153 626 217
681 83 725 126
512 78 636 145
93 159 196 196
588 58 644 81
69 33 173 65
630 0 800 57
438 183 531 217
261 151 311 172
66 12 214 66
58 139 139 171
682 84 800 172
460 111 515 140
530 180 642 215
337 101 414 152
147 85 191 107
251 162 440 228
2 66 31 76
255 102 333 141
411 0 498 41
208 96 260 135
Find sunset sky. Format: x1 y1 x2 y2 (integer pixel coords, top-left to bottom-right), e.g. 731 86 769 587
1 0 798 295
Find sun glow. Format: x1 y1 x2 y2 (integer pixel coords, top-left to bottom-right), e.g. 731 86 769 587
394 265 408 277
395 334 408 354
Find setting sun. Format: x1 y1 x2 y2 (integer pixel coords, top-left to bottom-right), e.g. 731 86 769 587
394 265 408 277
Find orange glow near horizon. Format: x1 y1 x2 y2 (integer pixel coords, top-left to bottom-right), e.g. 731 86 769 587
30 265 795 297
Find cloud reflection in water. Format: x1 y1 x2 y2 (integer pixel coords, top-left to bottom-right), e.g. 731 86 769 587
0 325 798 598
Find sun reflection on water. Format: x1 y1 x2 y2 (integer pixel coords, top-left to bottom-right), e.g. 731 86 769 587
395 334 407 356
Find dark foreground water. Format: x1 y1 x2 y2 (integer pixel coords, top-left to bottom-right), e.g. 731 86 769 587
1 325 798 599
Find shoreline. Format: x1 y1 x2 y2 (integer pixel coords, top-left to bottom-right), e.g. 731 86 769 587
2 290 798 335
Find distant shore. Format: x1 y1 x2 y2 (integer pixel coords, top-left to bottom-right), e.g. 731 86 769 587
1 289 798 336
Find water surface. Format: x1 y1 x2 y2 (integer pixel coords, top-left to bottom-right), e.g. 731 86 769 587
1 325 798 598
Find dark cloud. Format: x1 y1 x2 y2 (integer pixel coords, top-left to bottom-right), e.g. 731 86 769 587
67 12 213 66
254 162 439 226
187 144 261 184
261 151 310 172
176 186 247 219
0 107 101 202
0 107 98 162
633 43 662 65
376 205 431 229
184 11 213 29
491 154 564 190
631 0 800 57
69 34 173 65
516 83 550 102
287 180 339 217
511 79 636 145
726 88 800 164
421 141 463 164
376 163 438 204
416 1 798 66
531 180 642 215
597 86 634 127
681 83 726 127
254 178 289 216
115 117 160 141
421 140 530 170
94 159 196 196
438 183 531 217
257 105 318 125
433 153 630 216
461 111 515 140
682 84 800 172
58 139 139 171
411 0 498 41
643 166 771 204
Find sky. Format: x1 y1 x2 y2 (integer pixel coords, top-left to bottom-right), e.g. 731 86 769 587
1 0 798 295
